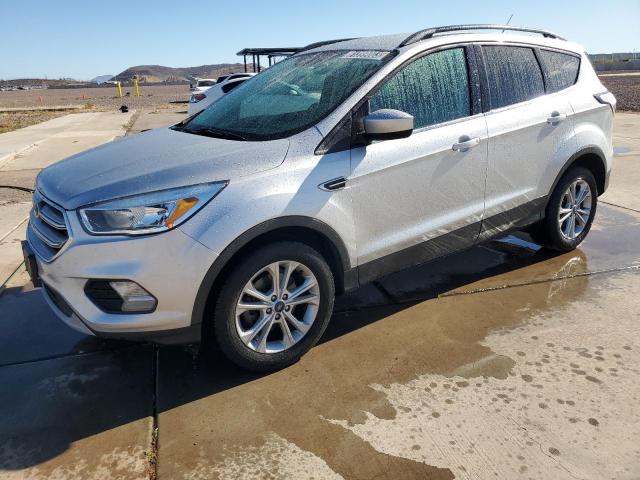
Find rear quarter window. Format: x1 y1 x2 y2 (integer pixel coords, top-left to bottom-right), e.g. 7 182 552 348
483 46 545 109
537 50 580 93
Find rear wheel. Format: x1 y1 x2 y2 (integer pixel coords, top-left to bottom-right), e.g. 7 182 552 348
213 241 334 371
530 167 597 251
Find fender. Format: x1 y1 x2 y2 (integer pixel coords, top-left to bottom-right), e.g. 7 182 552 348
191 215 352 328
544 145 608 211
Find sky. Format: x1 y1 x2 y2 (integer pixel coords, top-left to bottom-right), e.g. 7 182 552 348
1 0 639 80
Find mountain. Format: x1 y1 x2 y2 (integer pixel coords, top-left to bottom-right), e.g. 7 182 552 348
91 75 114 84
112 63 249 83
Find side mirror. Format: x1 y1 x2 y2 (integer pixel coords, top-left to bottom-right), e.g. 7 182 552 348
363 109 414 141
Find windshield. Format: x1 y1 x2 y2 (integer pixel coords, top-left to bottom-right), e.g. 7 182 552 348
184 51 391 140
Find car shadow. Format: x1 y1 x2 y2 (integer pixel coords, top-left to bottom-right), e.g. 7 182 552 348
0 232 587 472
158 232 573 408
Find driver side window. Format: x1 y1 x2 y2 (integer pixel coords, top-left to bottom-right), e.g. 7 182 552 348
369 48 471 129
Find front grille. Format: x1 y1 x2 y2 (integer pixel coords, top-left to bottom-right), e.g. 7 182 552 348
27 190 69 261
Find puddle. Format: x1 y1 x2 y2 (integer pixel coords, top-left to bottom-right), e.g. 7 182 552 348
375 204 640 302
156 258 640 478
614 146 634 156
153 203 640 479
2 200 639 479
329 273 640 479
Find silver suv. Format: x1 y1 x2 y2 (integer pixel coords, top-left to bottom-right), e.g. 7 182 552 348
24 25 615 371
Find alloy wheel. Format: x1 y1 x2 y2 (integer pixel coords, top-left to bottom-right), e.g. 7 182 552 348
558 179 592 240
235 261 320 354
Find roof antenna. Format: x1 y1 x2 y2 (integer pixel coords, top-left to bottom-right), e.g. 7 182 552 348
502 14 514 32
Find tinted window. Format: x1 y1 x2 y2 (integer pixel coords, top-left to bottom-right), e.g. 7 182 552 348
369 48 470 129
483 46 544 109
222 78 247 93
538 50 580 93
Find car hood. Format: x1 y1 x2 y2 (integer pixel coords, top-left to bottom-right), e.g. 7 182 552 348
37 127 290 210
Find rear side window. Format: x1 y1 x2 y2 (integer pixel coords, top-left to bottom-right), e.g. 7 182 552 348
222 79 247 93
483 46 544 109
537 50 580 93
369 48 471 129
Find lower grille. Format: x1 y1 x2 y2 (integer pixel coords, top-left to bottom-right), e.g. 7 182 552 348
42 283 73 317
28 191 69 261
84 280 125 313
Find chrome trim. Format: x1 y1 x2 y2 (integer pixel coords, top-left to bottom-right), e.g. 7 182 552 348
30 212 66 248
27 190 71 261
319 177 347 192
37 203 66 230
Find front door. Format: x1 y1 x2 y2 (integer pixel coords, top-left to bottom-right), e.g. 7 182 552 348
349 47 489 283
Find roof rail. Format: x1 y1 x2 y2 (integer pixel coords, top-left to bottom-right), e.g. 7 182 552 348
398 24 565 47
297 38 358 53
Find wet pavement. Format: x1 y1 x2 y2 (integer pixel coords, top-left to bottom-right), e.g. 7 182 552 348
1 202 639 479
0 114 639 479
0 347 154 480
155 204 640 480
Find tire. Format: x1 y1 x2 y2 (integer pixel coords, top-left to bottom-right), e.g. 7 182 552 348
530 167 598 251
212 241 335 371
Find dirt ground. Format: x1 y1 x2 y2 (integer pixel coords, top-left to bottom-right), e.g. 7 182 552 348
600 74 640 111
0 84 190 111
0 110 85 134
0 85 190 133
0 75 637 121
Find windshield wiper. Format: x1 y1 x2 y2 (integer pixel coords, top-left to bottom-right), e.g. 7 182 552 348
182 126 246 141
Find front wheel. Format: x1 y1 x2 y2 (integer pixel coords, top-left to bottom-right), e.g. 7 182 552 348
530 167 598 251
213 241 335 371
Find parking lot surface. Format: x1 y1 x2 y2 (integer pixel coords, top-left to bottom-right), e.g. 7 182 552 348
0 113 638 479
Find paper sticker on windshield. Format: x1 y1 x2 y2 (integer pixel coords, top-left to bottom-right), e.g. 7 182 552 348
341 51 388 60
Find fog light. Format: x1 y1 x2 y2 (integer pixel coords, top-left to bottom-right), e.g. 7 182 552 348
109 281 157 312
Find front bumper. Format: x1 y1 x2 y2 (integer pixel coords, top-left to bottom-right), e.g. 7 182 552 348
29 212 218 343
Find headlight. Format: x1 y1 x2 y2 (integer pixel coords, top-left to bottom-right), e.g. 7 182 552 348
78 182 227 235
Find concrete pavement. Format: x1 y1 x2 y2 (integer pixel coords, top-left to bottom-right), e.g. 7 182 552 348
126 108 186 135
0 113 639 479
0 108 186 294
0 111 135 294
600 112 640 211
0 111 134 169
156 203 640 480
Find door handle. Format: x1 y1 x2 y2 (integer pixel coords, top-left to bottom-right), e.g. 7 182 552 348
452 136 480 152
546 112 567 125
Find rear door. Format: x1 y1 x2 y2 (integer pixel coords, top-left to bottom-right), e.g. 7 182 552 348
478 44 576 239
349 46 488 282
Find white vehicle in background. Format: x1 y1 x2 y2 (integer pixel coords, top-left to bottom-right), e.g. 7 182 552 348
190 78 217 93
188 73 256 115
